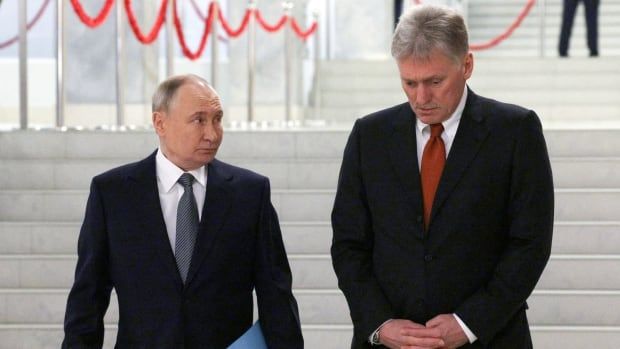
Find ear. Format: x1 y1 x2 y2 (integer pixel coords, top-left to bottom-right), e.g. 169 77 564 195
152 111 166 137
463 52 474 80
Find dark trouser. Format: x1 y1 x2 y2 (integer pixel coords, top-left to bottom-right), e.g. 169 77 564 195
559 0 599 56
394 0 403 29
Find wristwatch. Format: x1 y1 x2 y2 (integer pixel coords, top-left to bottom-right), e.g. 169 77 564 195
370 329 381 345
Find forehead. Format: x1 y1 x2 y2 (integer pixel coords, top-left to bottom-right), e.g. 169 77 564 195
172 82 221 110
176 82 215 101
397 50 458 77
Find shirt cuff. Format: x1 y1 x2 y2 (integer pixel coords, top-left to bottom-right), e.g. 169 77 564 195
368 319 393 344
453 313 477 343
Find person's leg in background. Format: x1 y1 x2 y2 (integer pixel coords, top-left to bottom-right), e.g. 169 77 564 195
583 0 600 56
559 0 579 56
394 0 404 29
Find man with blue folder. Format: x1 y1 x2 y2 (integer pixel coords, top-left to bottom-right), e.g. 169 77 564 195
63 74 303 348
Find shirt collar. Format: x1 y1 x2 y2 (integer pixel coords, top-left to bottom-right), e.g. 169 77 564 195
416 85 468 136
156 148 207 193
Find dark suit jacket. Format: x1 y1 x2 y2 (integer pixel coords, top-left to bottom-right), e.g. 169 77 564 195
63 152 303 348
331 89 554 348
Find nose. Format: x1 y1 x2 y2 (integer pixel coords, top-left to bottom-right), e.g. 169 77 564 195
202 123 219 143
416 85 432 105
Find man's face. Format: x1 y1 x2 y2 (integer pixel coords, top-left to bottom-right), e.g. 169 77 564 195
397 49 473 125
153 81 223 171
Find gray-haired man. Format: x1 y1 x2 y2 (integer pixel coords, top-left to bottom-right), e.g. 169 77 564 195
332 5 553 348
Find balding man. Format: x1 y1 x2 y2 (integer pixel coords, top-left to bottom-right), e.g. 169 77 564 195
63 74 303 348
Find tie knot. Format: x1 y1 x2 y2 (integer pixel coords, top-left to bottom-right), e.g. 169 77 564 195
430 123 444 138
178 173 195 188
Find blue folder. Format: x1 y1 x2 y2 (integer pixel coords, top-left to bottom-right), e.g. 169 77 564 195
228 321 268 349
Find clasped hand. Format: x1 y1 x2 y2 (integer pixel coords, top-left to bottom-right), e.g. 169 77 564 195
378 314 468 349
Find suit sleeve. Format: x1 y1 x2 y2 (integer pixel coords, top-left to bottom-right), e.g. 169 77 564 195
455 111 554 345
331 120 395 342
254 178 304 349
62 179 113 349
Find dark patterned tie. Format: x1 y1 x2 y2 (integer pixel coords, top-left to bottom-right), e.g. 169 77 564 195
421 124 446 230
176 173 199 283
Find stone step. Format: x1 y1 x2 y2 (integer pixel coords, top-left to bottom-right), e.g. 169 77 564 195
1 254 619 291
318 58 620 76
0 188 618 222
1 221 619 256
2 156 618 190
473 48 620 58
0 130 349 161
322 73 620 91
468 14 620 29
312 106 620 124
468 2 620 14
2 325 619 349
321 89 620 108
315 98 620 122
471 28 620 42
1 289 619 326
2 129 620 159
0 158 342 191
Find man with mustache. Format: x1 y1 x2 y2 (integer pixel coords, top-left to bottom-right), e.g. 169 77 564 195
332 5 554 348
63 74 303 348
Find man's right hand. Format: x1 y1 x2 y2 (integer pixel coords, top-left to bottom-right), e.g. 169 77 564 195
378 319 445 349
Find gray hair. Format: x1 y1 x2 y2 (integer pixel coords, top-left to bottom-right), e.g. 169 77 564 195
152 74 210 113
391 4 469 63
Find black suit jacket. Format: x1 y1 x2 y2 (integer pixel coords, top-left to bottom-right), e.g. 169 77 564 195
63 152 303 348
331 89 554 348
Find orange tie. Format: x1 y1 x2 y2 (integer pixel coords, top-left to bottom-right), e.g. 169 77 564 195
421 124 446 230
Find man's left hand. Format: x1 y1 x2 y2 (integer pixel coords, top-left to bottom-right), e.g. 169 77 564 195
421 314 469 349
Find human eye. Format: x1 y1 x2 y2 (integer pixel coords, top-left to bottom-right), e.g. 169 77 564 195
431 77 443 85
191 115 204 124
212 112 223 125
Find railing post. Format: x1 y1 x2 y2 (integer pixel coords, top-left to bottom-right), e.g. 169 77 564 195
248 0 256 122
56 0 65 127
326 0 333 60
211 0 219 89
312 10 321 120
115 0 125 126
284 1 293 122
18 0 28 129
166 0 174 77
538 0 546 57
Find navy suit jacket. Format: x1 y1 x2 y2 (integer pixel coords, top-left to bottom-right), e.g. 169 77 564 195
63 152 303 348
331 89 554 348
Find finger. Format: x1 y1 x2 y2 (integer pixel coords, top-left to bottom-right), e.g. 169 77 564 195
425 314 447 328
402 322 426 329
401 343 445 349
401 335 445 348
401 327 443 338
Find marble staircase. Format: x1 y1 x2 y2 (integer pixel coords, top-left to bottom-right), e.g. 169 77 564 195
1 127 620 348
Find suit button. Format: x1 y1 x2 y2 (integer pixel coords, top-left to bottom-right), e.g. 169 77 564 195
424 254 433 262
416 215 423 223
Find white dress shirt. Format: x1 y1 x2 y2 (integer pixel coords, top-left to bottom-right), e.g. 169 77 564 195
155 149 207 254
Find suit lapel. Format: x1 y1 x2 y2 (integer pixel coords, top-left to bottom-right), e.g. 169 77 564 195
429 90 490 230
388 105 424 238
185 159 233 286
128 151 184 290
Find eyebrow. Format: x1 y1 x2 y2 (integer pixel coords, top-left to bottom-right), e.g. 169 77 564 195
402 75 444 83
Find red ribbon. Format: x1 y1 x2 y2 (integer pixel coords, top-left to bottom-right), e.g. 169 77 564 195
69 0 116 28
124 0 168 44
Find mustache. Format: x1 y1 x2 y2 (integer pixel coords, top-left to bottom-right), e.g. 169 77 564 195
414 104 439 109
